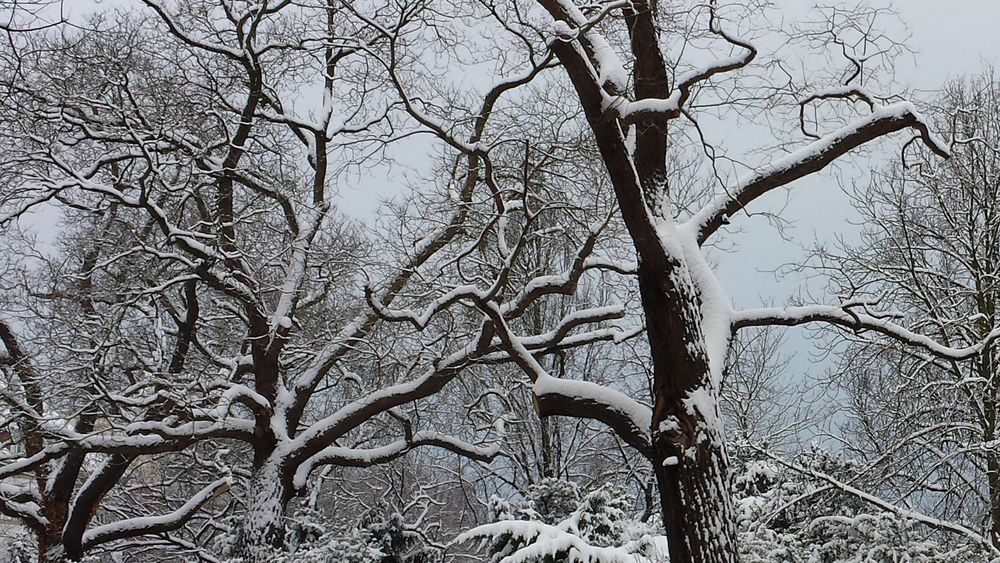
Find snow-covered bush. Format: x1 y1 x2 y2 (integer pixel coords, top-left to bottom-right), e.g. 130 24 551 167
218 506 442 563
0 528 35 563
732 449 986 562
460 451 989 563
275 508 442 563
457 478 667 563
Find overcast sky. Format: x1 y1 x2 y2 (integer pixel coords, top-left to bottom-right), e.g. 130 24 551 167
19 1 1000 373
694 1 1000 403
717 1 1000 307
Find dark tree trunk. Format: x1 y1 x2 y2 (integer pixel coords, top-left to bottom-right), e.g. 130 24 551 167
639 253 739 563
652 424 738 562
233 461 294 562
533 1 742 559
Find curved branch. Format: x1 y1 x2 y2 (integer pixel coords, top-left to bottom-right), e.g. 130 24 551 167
292 430 500 489
533 375 652 457
732 304 1000 361
81 477 231 550
686 101 951 244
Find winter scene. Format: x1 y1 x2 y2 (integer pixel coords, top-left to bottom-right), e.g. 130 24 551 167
0 0 999 561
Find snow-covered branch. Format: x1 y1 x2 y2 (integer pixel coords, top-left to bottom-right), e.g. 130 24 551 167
293 429 500 489
732 304 1000 361
686 101 950 244
81 477 231 550
533 375 652 456
758 449 1000 556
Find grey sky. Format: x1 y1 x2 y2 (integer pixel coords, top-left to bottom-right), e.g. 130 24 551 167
718 1 1000 307
17 0 1000 311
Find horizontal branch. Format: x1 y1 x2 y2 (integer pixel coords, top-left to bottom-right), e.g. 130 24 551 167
533 375 652 456
293 430 500 489
686 101 950 244
733 304 1000 361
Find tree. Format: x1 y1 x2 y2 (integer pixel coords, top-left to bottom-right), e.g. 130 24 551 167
2 1 997 561
367 2 997 561
0 0 639 559
0 3 469 560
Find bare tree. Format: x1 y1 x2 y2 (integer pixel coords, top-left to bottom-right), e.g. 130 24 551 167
808 70 1000 551
361 1 999 561
0 1 547 560
3 1 997 561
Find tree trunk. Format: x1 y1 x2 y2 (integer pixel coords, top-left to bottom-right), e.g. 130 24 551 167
640 255 740 562
653 412 738 563
534 2 741 555
37 497 70 562
985 387 1000 549
233 463 291 562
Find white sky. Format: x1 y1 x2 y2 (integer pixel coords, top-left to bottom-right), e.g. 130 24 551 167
707 0 1000 391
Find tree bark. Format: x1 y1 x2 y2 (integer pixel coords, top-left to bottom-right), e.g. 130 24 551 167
533 2 743 557
639 254 740 563
233 463 292 562
987 452 1000 549
652 416 738 562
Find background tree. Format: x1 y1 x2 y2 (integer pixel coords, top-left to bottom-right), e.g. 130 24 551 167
0 2 495 560
811 70 1000 551
0 0 635 559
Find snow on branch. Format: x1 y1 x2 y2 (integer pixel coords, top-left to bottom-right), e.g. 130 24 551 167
533 375 652 456
293 429 501 489
478 302 653 456
547 0 630 94
366 284 487 330
81 477 231 550
732 304 1000 361
685 101 950 244
0 483 46 528
479 320 642 363
797 85 879 139
611 1 757 124
138 0 245 61
757 448 1000 556
455 518 660 563
286 324 494 459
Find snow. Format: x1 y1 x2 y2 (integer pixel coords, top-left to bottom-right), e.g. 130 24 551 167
732 304 1000 361
673 222 732 390
685 101 951 243
455 520 665 563
551 20 572 37
547 0 629 93
533 375 652 440
81 477 231 549
683 388 722 440
292 430 500 489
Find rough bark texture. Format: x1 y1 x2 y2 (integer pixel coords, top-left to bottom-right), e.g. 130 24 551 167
653 428 738 562
639 242 739 563
233 463 291 562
